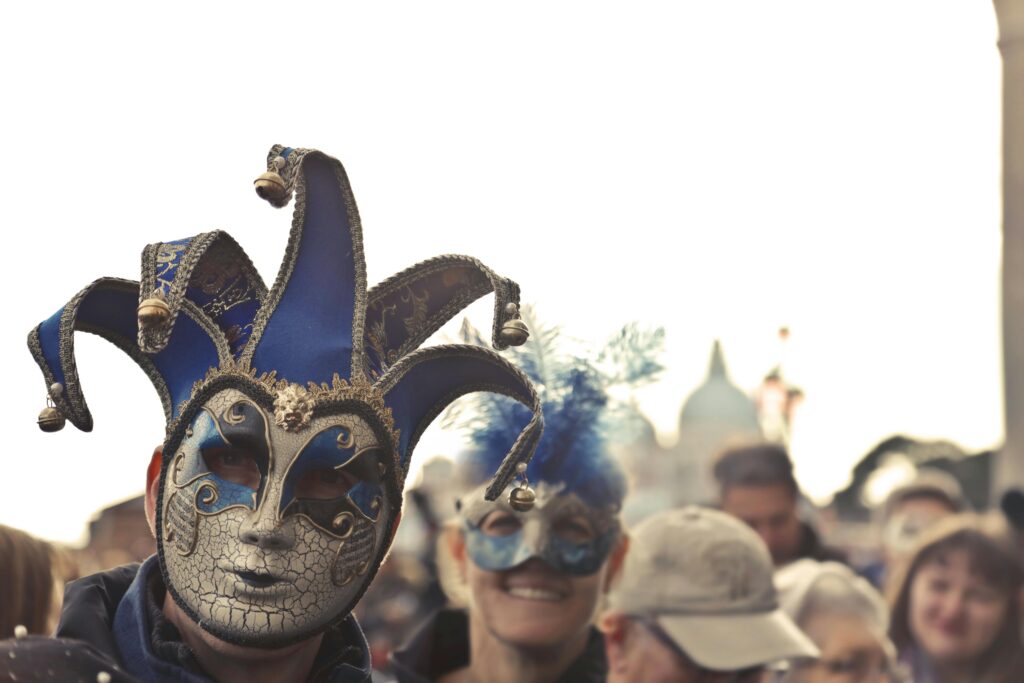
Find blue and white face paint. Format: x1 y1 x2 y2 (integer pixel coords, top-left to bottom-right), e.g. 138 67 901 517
458 482 621 576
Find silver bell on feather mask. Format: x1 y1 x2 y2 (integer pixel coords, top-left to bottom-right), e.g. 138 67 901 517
137 291 170 328
254 171 288 205
508 462 536 511
508 484 536 511
499 318 530 347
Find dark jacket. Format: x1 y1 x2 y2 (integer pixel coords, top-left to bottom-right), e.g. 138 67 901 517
388 608 607 683
796 522 848 565
51 555 373 683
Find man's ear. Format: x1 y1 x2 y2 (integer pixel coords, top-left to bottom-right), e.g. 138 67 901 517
445 523 467 566
144 446 162 538
385 510 403 549
597 612 630 675
603 533 630 591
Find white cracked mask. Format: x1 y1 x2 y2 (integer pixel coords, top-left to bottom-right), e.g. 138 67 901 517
158 387 394 647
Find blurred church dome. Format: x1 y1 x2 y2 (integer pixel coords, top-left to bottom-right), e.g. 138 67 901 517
678 340 760 432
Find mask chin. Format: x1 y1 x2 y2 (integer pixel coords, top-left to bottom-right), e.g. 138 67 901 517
156 386 398 648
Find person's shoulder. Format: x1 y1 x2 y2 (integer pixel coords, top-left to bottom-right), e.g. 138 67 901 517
57 561 145 659
800 523 849 565
389 608 470 683
0 635 141 682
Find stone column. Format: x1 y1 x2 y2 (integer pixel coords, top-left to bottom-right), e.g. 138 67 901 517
995 0 1024 495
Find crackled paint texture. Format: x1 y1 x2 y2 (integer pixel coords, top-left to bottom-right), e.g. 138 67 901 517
161 388 392 644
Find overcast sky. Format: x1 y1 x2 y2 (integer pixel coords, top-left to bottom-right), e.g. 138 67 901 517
1 2 1004 544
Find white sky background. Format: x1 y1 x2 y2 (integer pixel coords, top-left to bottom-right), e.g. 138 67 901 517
0 2 1004 544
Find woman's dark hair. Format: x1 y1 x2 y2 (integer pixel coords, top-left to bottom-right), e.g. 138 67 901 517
0 524 56 637
887 514 1024 682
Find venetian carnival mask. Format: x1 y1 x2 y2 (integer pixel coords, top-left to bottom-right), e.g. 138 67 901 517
459 482 621 576
29 145 544 647
447 316 661 582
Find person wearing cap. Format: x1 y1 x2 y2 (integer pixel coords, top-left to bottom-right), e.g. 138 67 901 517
600 506 820 683
862 469 967 590
714 443 846 567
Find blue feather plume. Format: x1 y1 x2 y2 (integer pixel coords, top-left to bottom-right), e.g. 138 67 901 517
451 310 664 509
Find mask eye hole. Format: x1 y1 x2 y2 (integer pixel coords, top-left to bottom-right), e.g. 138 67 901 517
552 515 596 544
480 510 522 537
202 447 261 489
295 467 358 500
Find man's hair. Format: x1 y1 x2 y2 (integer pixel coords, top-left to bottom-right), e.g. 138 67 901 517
713 443 798 497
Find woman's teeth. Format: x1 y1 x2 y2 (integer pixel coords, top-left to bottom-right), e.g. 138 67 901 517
505 586 564 601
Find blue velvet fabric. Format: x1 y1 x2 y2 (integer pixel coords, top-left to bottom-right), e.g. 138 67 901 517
154 234 262 359
37 307 67 390
249 154 358 384
383 351 534 470
153 237 192 297
363 263 492 378
33 280 223 426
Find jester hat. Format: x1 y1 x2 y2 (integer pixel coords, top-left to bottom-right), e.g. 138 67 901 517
27 145 543 646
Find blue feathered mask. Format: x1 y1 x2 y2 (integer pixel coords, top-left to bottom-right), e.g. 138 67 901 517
451 312 664 509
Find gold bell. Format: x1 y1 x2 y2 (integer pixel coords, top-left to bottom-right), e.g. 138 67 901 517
137 293 170 328
254 171 288 204
509 484 536 512
499 318 530 346
37 406 65 433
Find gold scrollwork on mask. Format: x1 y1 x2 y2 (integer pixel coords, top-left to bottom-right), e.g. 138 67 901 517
196 481 220 507
336 426 355 450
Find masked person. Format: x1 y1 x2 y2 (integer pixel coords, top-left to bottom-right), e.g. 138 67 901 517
600 506 820 683
389 319 661 683
6 146 544 683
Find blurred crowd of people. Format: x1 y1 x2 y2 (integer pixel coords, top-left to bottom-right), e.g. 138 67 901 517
5 437 1022 682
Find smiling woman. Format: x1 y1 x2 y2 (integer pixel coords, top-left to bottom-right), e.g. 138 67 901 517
887 514 1024 683
388 317 662 683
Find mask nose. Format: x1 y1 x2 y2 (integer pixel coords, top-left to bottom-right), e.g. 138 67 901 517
239 508 295 551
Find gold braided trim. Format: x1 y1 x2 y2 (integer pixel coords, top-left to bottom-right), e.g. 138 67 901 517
185 361 397 440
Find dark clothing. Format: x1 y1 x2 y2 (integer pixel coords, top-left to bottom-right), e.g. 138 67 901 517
0 635 140 683
389 608 607 683
49 555 372 682
795 522 848 565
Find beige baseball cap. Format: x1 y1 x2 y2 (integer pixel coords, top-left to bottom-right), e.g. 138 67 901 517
609 506 819 671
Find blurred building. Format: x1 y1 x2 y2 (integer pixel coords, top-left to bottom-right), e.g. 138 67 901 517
72 495 155 574
671 340 763 504
615 341 766 519
830 435 993 524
